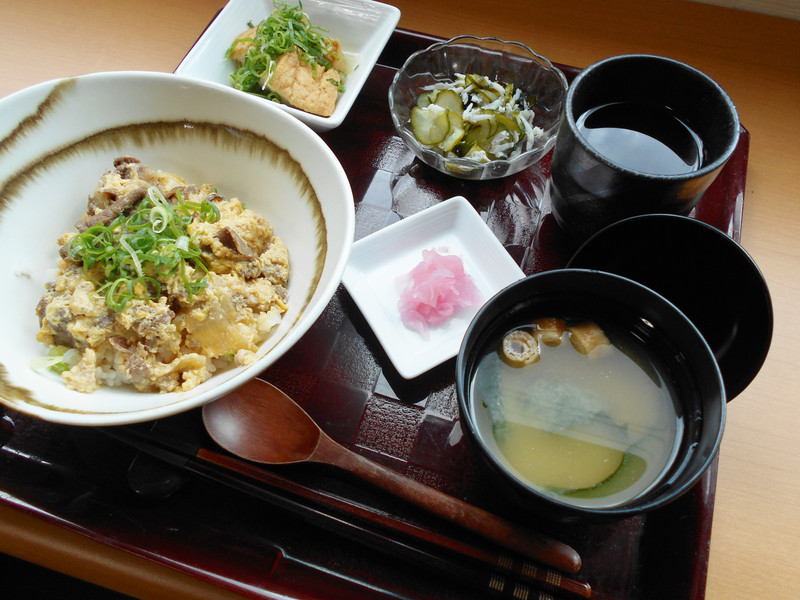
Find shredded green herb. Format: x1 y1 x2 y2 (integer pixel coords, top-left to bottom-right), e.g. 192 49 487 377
226 1 340 95
67 186 221 312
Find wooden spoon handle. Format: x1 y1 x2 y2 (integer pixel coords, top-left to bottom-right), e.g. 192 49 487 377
316 436 581 574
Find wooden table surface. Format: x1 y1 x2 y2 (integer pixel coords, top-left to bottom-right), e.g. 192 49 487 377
1 0 798 598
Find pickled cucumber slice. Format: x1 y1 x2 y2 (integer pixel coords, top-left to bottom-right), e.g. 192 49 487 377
463 119 495 148
410 72 537 161
410 106 450 145
494 113 522 134
464 73 491 89
416 91 435 108
433 89 463 112
478 87 501 104
463 144 488 159
440 111 465 152
464 73 501 102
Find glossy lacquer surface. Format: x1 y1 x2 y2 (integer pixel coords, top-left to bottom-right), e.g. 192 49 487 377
0 30 749 600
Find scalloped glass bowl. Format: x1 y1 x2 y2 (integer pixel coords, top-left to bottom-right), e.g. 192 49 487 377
388 35 568 180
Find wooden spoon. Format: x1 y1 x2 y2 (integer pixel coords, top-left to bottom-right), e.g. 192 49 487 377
202 378 582 574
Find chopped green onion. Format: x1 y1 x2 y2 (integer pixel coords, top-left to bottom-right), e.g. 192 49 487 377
226 1 341 96
30 346 78 374
150 205 169 233
119 235 143 278
67 185 220 312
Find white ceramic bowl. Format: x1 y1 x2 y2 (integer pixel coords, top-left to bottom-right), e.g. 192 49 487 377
0 71 354 425
176 0 401 132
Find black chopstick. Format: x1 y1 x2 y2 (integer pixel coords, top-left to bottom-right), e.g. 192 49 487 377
103 426 590 598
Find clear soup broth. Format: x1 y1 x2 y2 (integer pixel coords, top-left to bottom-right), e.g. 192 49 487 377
470 317 683 509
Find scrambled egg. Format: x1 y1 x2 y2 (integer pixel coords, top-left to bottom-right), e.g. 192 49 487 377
35 157 290 394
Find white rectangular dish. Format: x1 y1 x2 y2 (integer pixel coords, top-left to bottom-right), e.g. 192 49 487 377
343 196 525 379
176 0 400 132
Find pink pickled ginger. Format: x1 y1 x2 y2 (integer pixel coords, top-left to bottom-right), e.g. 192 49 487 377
396 249 482 338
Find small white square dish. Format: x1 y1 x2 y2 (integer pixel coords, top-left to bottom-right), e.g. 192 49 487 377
176 0 400 132
343 196 525 379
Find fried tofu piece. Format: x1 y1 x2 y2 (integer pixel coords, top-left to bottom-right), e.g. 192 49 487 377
501 329 541 367
229 26 258 63
230 27 342 117
325 39 343 71
568 322 611 357
534 317 567 346
267 50 340 117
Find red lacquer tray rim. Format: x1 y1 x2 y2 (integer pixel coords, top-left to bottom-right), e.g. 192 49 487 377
0 25 750 600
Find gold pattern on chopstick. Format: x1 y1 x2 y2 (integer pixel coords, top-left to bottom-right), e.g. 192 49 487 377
489 573 506 593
